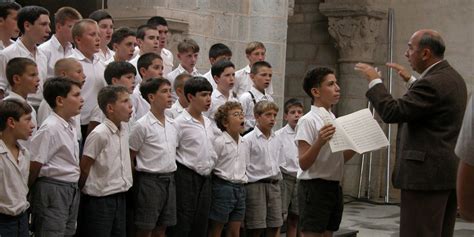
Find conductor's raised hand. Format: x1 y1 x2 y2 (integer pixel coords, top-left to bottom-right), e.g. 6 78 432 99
354 63 380 82
386 62 412 82
317 124 336 146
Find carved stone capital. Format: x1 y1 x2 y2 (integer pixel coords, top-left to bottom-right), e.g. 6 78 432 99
320 1 386 63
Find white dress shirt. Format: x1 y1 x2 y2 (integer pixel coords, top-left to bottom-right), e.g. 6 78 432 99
174 109 217 176
275 124 299 177
97 47 115 64
0 39 15 51
161 48 174 77
0 39 48 106
165 100 185 119
234 65 273 97
166 64 201 102
213 132 248 183
129 112 177 173
0 140 30 216
37 99 82 141
239 86 274 131
131 88 150 121
38 35 74 79
82 118 133 196
243 126 282 182
203 69 217 90
71 49 107 125
205 88 238 120
30 112 80 183
295 105 344 181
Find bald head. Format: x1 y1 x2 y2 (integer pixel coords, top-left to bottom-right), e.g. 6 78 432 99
412 29 445 59
54 58 85 85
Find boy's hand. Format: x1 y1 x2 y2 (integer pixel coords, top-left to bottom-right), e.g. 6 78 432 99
386 62 412 82
317 124 336 146
354 63 380 81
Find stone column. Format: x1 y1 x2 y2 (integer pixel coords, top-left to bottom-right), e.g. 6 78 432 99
319 1 388 198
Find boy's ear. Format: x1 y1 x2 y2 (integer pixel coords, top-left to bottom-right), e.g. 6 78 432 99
112 42 119 51
186 93 193 102
283 113 288 121
111 77 119 84
55 95 64 107
147 93 154 103
12 74 21 85
213 75 220 84
6 117 16 129
139 67 147 78
106 103 114 114
311 87 320 98
209 57 216 65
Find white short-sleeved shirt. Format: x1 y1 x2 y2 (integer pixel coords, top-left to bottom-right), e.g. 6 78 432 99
213 132 248 183
38 35 74 79
174 110 217 176
243 126 282 182
295 105 344 181
234 65 273 98
161 48 174 77
82 118 133 196
131 88 150 121
0 140 30 216
205 89 238 120
203 69 217 90
276 124 299 177
129 55 142 86
71 49 107 125
30 112 80 183
0 38 48 106
97 48 115 64
37 99 82 141
456 95 474 166
3 92 37 149
166 64 201 102
239 86 274 131
129 112 177 173
89 104 136 131
165 100 185 119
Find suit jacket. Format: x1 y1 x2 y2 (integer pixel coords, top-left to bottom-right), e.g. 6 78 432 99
366 60 467 190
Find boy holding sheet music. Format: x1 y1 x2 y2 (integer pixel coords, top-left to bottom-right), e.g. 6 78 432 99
295 67 355 237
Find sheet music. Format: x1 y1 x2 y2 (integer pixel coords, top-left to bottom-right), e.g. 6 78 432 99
329 108 389 153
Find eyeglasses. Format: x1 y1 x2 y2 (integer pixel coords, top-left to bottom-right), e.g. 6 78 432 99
230 111 245 117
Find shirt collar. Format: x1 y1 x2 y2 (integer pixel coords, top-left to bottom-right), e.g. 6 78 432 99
254 126 275 139
223 131 241 145
0 139 26 155
51 112 76 129
420 60 444 79
147 111 168 127
177 64 199 75
0 39 15 49
250 86 267 100
4 91 26 103
50 35 73 51
243 65 251 73
72 48 99 63
104 118 121 134
16 38 38 59
284 124 296 134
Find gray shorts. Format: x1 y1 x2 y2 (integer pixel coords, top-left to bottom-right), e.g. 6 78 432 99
31 177 80 237
134 171 176 230
209 176 246 223
244 181 283 229
280 173 299 218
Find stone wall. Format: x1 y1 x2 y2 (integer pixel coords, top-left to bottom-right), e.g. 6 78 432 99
106 0 290 124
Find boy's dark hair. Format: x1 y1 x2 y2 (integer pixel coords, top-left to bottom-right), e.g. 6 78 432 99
209 43 232 59
211 59 234 78
250 61 272 74
0 2 21 19
284 98 304 114
174 73 192 92
146 16 167 27
54 6 81 25
183 76 212 102
88 9 113 23
6 57 36 86
0 99 32 131
72 19 97 44
110 27 135 45
136 24 156 40
139 77 171 103
97 85 129 114
177 38 199 54
214 101 242 132
17 6 49 34
137 52 162 78
104 61 136 85
302 67 335 101
43 77 81 109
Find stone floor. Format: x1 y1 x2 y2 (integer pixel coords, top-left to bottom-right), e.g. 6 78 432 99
339 199 474 237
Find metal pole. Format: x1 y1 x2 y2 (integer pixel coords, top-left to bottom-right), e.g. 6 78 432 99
385 8 395 203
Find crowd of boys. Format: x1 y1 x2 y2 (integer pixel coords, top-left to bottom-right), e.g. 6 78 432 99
8 2 466 237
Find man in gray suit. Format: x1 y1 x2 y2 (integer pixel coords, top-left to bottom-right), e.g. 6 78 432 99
355 29 467 237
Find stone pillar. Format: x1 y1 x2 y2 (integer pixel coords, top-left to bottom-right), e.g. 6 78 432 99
319 1 388 198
